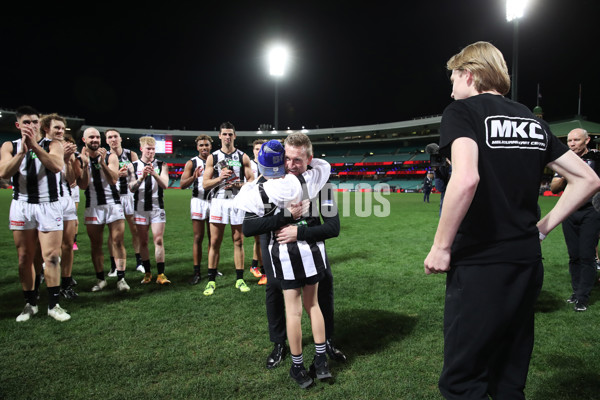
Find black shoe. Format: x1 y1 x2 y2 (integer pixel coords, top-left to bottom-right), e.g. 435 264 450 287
566 293 577 304
289 365 313 389
189 273 201 285
309 354 332 380
70 277 78 286
60 286 78 299
574 301 588 312
326 339 347 363
266 343 287 369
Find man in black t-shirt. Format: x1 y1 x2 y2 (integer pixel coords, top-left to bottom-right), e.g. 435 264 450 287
550 128 600 312
424 41 600 400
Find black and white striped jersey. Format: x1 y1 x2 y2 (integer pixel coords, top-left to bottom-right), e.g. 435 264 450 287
84 154 121 208
10 138 61 203
190 156 209 200
209 148 247 199
234 158 334 281
131 159 165 211
108 148 134 195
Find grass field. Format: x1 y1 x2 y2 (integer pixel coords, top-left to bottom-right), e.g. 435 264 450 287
0 189 599 400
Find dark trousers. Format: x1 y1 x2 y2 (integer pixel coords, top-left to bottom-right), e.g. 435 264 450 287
562 206 600 304
439 261 543 400
263 239 335 344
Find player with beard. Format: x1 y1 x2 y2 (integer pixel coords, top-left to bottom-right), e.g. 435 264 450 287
77 127 129 293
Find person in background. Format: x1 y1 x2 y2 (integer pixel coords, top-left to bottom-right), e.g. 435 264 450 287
201 121 254 296
424 41 600 399
422 172 433 203
128 136 170 285
0 105 69 321
550 128 600 312
77 127 129 293
249 139 267 285
40 114 81 300
105 128 144 275
180 135 213 285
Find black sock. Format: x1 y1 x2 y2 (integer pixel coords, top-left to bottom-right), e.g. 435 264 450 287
193 265 201 275
252 259 258 268
117 270 125 280
110 257 116 272
24 290 37 307
96 271 105 281
236 270 244 280
48 286 60 309
34 274 42 292
260 266 265 274
61 277 71 289
73 234 78 244
143 259 151 274
291 353 304 370
136 253 142 266
157 262 165 275
208 269 217 282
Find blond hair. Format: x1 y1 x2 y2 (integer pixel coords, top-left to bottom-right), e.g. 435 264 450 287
284 132 313 158
139 136 156 147
447 41 511 95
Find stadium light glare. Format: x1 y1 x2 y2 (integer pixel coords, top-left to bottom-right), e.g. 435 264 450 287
268 44 289 130
506 0 528 101
506 0 527 22
269 46 288 77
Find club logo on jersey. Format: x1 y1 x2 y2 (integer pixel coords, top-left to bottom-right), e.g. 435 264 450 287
485 116 547 150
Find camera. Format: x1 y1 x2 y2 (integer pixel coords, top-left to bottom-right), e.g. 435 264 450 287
425 143 447 168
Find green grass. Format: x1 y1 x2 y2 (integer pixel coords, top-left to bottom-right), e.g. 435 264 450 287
0 189 599 399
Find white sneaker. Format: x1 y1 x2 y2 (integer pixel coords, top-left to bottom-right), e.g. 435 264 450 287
16 303 39 322
107 269 118 278
136 264 145 273
91 279 107 292
48 304 71 322
116 279 130 292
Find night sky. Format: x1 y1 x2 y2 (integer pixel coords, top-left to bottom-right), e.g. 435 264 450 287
2 1 598 131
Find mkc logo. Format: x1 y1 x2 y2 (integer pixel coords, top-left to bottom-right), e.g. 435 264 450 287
485 116 547 150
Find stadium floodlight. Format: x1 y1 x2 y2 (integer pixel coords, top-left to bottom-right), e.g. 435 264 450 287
506 0 527 22
268 45 288 130
506 0 528 101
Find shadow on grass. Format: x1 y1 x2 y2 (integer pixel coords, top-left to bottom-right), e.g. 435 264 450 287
534 290 566 313
531 354 600 399
333 308 417 358
328 251 368 264
0 276 146 321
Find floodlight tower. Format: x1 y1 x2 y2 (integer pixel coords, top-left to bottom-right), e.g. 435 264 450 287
506 0 528 101
269 45 288 131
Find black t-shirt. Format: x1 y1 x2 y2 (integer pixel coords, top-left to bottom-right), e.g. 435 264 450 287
439 93 568 265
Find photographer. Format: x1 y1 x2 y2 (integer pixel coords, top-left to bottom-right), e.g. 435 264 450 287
426 143 452 214
550 128 600 312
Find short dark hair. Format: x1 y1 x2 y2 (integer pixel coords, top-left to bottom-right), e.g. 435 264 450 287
104 128 121 136
219 121 235 133
15 105 40 120
195 135 213 144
